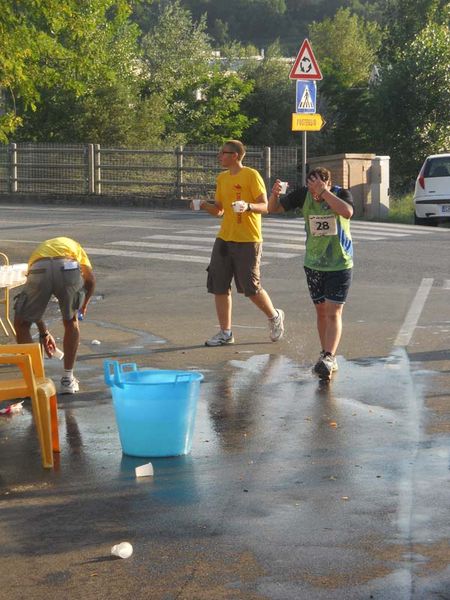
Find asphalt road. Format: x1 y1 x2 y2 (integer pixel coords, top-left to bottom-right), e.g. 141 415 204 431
1 203 449 599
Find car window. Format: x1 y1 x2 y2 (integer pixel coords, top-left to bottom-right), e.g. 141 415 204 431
424 158 450 178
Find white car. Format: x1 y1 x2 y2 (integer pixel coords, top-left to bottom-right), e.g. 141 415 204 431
413 153 450 225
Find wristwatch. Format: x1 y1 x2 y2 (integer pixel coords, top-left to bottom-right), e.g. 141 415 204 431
246 203 252 212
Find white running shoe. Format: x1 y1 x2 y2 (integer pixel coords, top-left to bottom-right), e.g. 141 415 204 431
313 351 326 374
269 309 285 342
205 330 235 347
60 376 80 394
315 354 338 380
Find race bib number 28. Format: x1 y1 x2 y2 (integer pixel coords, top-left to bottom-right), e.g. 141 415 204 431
309 215 337 236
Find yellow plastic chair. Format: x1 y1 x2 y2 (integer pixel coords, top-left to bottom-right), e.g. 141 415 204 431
0 343 60 468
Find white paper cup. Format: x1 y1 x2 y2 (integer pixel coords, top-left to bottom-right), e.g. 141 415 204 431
232 201 245 213
192 199 201 211
52 347 64 360
279 181 288 194
135 462 154 478
111 542 133 559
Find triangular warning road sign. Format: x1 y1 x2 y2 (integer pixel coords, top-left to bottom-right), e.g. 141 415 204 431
289 39 322 81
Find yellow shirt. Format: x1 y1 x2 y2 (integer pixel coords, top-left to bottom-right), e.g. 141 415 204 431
216 166 266 243
28 237 92 268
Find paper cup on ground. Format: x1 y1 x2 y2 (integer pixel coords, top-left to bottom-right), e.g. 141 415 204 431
111 542 133 559
135 462 154 478
192 199 202 211
279 181 288 194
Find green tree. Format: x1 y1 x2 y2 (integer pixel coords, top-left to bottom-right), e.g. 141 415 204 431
12 0 152 145
308 7 382 154
381 0 449 60
310 8 381 88
182 0 287 49
141 1 212 99
175 70 255 143
372 17 450 189
141 1 254 142
239 42 294 146
0 0 69 141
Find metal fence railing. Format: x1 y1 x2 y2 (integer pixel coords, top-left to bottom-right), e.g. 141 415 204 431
0 143 301 199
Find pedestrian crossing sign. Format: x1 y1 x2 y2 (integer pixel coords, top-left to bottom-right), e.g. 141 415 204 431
296 81 316 113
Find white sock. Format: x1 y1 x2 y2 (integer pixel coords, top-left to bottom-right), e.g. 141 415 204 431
269 310 279 320
223 329 232 336
64 369 74 380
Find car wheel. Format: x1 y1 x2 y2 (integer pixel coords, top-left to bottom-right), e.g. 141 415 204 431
414 213 429 226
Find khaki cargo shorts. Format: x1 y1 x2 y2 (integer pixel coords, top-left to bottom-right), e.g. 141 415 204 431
14 258 85 322
206 238 262 297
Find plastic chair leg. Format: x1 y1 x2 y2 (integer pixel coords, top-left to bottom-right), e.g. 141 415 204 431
49 393 60 453
37 388 55 468
0 316 9 336
30 393 53 468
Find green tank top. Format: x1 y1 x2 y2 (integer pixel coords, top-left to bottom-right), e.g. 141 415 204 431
302 190 353 271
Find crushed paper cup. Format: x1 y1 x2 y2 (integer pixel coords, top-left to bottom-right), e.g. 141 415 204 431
0 401 24 416
91 339 101 345
111 542 133 559
135 462 154 478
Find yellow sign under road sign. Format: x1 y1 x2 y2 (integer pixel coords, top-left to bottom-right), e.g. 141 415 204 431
292 113 325 131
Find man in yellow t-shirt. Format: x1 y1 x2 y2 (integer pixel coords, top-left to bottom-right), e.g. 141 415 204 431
14 237 96 394
191 140 285 346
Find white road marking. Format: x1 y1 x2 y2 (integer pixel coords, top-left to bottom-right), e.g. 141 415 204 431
394 278 434 347
0 239 40 244
96 223 175 230
350 224 430 235
85 246 269 266
108 240 301 259
85 247 208 264
266 218 438 234
140 235 305 250
263 225 408 237
182 223 414 239
110 241 213 252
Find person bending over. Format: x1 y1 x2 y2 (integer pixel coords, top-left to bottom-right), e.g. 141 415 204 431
14 237 95 394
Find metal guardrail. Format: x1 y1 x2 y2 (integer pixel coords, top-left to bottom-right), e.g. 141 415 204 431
0 143 300 199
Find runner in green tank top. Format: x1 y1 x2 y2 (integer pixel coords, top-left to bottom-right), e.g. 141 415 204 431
268 167 354 381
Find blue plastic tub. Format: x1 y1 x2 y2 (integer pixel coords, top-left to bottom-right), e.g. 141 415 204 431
104 361 203 457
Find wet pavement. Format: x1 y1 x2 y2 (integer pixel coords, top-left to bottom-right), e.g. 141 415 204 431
1 340 449 599
1 207 450 599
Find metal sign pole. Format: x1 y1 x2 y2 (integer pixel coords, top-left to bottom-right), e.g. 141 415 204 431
302 132 307 186
290 39 323 186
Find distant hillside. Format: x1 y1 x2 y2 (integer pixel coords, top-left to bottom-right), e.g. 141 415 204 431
177 0 383 53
